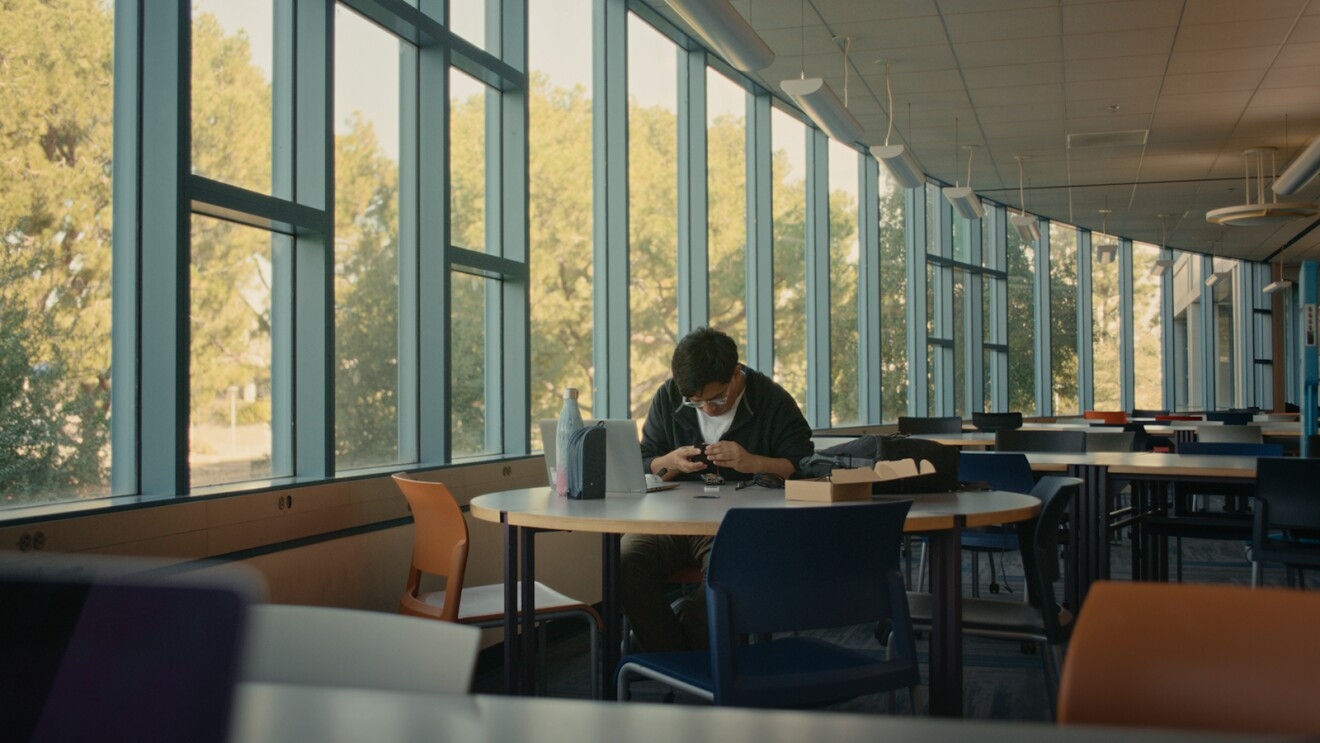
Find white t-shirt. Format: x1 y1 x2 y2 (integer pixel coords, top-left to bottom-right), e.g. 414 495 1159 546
698 391 743 444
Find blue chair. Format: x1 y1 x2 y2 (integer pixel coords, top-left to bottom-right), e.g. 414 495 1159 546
1250 457 1320 587
615 501 920 710
1145 442 1283 582
951 452 1037 596
1204 411 1253 425
908 475 1082 715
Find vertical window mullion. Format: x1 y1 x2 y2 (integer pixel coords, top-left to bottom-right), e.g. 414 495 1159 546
805 128 830 427
677 49 708 334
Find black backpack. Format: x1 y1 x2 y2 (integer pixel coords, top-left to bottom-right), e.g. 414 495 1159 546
798 434 959 494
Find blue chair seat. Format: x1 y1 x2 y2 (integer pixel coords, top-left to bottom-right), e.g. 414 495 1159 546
620 637 908 708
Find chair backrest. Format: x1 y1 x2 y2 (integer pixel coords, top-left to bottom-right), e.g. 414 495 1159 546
1130 408 1168 418
897 415 963 434
995 428 1086 453
1175 441 1283 457
703 501 917 706
392 473 470 621
705 501 912 636
1025 476 1081 643
1084 430 1136 452
1083 410 1127 425
1194 423 1263 444
958 451 1035 493
1057 581 1320 736
240 604 481 695
1205 411 1253 425
1254 457 1320 534
971 411 1023 432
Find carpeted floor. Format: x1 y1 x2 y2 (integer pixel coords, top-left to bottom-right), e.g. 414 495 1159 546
472 532 1317 719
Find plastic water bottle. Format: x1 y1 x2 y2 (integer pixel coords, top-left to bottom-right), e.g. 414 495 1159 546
555 387 584 496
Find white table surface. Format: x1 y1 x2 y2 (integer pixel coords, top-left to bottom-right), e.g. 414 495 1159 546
468 482 1040 535
228 683 1305 743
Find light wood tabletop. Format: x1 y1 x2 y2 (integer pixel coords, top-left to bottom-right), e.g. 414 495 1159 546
469 483 1040 535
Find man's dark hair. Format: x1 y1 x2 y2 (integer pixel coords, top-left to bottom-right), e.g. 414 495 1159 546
671 327 739 398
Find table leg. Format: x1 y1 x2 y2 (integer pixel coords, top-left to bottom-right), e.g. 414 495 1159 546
925 519 964 718
502 518 519 695
601 533 622 700
1065 463 1110 610
519 526 538 695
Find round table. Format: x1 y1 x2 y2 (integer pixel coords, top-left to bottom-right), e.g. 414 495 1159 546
470 483 1039 717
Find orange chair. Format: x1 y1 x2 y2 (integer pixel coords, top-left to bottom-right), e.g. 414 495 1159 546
1082 410 1127 425
1058 581 1320 736
392 473 602 696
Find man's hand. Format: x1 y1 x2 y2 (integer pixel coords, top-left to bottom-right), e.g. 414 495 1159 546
703 441 758 474
658 445 709 477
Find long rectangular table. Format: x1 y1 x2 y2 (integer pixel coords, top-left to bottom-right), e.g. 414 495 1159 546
230 682 1305 743
1023 452 1262 607
469 483 1040 717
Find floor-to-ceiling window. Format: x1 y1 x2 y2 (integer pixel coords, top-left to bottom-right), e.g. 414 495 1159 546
707 68 747 348
1091 230 1121 410
828 141 860 425
529 0 594 442
877 170 908 420
1212 258 1236 409
771 108 808 405
1049 223 1079 414
627 14 679 418
1132 241 1166 411
1006 217 1037 415
332 7 405 469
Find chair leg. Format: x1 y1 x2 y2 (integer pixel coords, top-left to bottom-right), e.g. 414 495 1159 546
917 542 928 592
535 623 547 696
616 664 632 701
1251 559 1263 587
908 685 924 716
586 616 600 700
1042 642 1061 720
1174 537 1183 583
971 552 981 598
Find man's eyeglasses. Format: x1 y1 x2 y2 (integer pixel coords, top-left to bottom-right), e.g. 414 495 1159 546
682 370 739 409
682 393 729 409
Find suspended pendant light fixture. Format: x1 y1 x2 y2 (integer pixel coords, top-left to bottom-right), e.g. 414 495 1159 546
870 62 924 189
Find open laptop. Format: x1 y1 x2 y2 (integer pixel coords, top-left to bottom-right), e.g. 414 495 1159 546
538 418 678 493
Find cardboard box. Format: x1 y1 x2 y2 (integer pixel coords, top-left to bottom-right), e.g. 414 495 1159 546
786 459 936 502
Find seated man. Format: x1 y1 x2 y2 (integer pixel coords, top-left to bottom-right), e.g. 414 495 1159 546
621 327 813 651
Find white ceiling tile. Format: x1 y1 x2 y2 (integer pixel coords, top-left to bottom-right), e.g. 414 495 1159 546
1062 0 1182 35
953 36 1062 66
941 7 1060 43
1063 27 1178 61
1157 90 1253 114
1162 69 1269 96
1065 76 1161 106
1065 54 1170 83
1181 0 1309 25
809 0 939 24
963 61 1064 89
1260 64 1320 88
1174 18 1300 52
1273 40 1320 66
830 17 950 52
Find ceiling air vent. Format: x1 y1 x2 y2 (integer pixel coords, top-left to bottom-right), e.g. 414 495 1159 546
1067 130 1149 149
